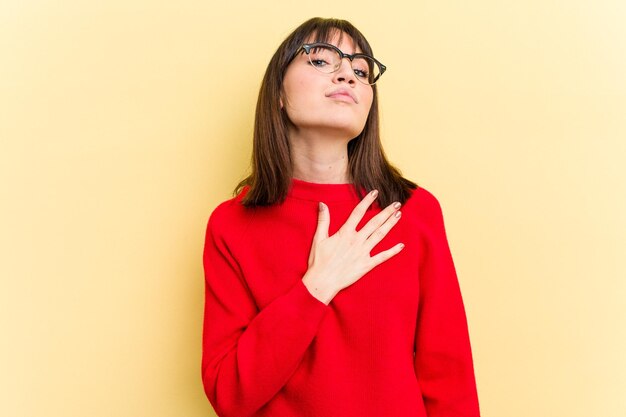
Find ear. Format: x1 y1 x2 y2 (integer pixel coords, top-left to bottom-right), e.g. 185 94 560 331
279 97 283 109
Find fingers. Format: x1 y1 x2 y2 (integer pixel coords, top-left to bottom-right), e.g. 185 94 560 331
313 202 330 243
359 200 401 240
342 189 379 231
369 242 405 268
364 207 402 251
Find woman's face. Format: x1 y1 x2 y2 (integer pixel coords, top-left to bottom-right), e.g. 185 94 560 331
281 32 374 140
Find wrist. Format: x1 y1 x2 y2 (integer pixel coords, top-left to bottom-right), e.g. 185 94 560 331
302 271 337 305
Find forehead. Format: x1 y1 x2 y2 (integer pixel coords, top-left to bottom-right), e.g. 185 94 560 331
304 30 362 54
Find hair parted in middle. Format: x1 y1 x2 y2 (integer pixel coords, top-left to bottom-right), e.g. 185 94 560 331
235 17 418 208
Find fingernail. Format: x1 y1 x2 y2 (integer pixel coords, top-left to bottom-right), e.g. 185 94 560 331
395 211 402 218
371 189 378 198
399 243 405 250
319 202 325 212
393 202 401 209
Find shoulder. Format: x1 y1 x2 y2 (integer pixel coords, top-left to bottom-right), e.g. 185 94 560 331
205 185 253 240
403 183 445 225
400 182 451 249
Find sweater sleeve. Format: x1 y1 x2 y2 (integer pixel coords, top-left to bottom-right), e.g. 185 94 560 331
201 205 330 417
413 191 481 416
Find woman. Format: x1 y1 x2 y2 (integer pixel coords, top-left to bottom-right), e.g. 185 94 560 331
201 17 480 417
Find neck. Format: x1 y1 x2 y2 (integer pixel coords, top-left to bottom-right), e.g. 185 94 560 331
288 128 351 184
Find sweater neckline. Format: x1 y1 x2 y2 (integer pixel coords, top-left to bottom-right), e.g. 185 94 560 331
287 178 364 202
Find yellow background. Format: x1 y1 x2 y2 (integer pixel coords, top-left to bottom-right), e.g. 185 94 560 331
2 1 625 416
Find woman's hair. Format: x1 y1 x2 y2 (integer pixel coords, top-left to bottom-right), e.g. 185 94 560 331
235 17 418 208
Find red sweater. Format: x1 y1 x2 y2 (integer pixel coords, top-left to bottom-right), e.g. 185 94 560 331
201 178 480 417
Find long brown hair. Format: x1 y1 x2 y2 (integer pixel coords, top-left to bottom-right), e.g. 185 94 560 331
235 17 418 207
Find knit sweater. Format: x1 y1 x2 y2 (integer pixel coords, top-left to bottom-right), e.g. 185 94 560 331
201 178 480 417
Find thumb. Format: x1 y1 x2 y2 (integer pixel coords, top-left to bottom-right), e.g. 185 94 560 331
313 202 330 243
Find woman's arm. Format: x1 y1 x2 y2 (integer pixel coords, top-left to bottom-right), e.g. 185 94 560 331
202 191 404 417
413 190 481 416
201 207 330 417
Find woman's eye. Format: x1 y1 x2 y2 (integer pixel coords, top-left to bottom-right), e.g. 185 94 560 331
353 69 369 78
310 59 329 67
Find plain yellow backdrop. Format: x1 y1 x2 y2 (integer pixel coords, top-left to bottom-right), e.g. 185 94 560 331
1 1 625 416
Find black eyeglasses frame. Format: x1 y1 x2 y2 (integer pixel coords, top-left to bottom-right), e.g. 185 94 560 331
298 42 387 85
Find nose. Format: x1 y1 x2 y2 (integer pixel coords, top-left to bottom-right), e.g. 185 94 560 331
332 57 357 85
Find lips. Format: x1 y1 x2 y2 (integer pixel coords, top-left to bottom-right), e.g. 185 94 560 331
326 88 357 103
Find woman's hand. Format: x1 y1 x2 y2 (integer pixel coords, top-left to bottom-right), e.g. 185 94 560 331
302 189 404 305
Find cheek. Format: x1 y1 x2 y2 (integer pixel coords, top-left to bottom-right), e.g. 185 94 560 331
361 91 374 116
283 80 311 112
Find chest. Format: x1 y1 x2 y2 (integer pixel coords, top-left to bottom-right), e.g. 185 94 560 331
233 201 423 319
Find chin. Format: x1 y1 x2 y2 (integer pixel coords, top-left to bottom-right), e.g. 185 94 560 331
325 116 367 137
321 122 364 139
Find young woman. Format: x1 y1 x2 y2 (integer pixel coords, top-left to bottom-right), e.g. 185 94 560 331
201 17 480 417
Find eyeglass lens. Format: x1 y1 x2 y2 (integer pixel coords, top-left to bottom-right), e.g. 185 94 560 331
307 46 381 85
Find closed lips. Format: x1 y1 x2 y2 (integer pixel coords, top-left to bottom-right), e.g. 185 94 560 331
326 89 357 103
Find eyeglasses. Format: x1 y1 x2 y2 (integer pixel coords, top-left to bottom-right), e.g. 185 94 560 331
298 42 387 85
